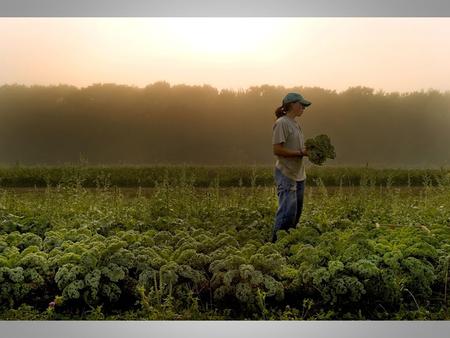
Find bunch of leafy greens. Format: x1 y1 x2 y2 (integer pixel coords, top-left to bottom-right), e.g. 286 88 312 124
305 134 336 165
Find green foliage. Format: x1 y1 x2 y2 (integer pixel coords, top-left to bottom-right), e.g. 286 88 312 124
0 165 448 188
1 171 450 320
209 245 285 316
305 134 336 165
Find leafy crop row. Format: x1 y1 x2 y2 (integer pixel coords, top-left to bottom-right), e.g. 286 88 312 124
0 165 449 188
0 180 449 319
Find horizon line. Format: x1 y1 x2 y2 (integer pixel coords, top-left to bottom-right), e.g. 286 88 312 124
1 81 450 95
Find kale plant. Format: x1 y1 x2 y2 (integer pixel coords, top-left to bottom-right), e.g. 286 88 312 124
305 134 336 165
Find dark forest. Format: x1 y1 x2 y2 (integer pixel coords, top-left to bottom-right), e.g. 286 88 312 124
1 82 449 167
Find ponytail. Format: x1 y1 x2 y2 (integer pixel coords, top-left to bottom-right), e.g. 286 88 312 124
275 105 286 118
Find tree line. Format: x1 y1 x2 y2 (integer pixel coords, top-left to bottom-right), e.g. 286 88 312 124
0 82 449 167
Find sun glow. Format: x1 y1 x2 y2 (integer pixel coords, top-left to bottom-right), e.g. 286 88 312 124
163 18 287 61
1 18 449 92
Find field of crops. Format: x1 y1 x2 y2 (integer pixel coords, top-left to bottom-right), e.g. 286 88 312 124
1 164 450 187
1 166 450 320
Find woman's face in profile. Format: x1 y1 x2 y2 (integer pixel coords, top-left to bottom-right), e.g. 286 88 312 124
293 101 306 117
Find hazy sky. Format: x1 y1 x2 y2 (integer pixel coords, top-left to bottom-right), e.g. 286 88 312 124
1 18 450 93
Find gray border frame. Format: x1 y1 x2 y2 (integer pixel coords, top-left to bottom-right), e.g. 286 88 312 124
1 0 450 16
1 0 450 337
1 321 450 337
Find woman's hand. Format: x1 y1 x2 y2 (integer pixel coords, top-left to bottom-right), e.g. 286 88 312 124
273 144 308 158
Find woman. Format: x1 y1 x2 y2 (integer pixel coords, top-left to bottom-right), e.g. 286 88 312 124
271 92 311 242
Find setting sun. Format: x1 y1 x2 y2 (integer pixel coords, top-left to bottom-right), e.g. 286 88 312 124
1 18 449 91
164 18 282 59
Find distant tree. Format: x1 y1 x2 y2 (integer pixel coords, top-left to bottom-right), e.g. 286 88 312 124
0 83 449 166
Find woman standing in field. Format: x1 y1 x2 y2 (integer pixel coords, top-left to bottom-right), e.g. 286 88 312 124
271 92 311 242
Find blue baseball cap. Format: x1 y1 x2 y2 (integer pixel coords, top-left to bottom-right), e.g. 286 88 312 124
282 92 311 107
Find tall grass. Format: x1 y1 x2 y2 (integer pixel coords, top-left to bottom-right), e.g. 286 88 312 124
0 164 449 188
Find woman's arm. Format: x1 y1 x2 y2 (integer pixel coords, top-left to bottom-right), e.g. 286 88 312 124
273 143 308 158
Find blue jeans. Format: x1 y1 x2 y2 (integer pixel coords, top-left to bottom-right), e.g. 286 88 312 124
272 167 305 242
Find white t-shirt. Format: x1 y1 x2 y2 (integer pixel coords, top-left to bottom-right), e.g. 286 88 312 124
272 115 306 181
